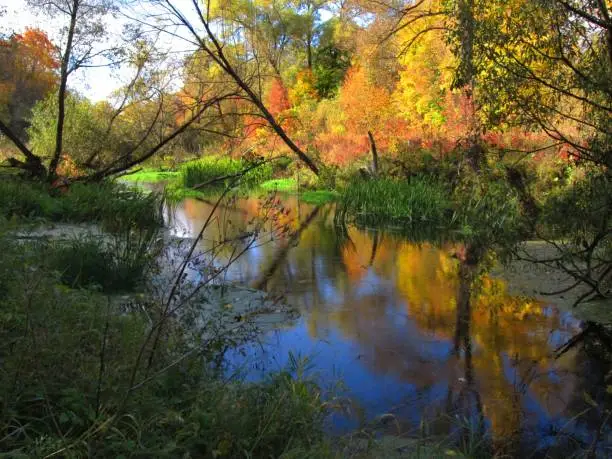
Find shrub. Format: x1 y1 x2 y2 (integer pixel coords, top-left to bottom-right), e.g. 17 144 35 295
450 167 526 262
45 230 160 292
0 178 56 218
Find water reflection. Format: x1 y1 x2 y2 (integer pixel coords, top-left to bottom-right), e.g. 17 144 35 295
168 195 612 455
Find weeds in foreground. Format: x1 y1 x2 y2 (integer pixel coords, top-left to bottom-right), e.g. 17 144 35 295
43 228 161 292
0 181 340 457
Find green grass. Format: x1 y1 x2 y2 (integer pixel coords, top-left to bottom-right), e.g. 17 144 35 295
116 161 340 205
44 230 160 292
0 178 163 231
120 168 180 183
260 177 299 193
340 176 452 227
180 156 274 190
259 178 339 204
301 190 339 205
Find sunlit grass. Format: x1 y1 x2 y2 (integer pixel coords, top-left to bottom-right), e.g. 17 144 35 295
259 178 339 204
340 176 452 227
260 177 298 192
120 168 180 183
180 156 274 190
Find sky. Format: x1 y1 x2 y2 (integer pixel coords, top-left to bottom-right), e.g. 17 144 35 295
0 0 202 101
1 0 334 102
1 0 128 101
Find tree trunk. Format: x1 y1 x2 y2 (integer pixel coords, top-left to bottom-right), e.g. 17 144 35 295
0 119 46 178
368 130 379 176
457 0 482 170
307 34 313 69
49 0 79 182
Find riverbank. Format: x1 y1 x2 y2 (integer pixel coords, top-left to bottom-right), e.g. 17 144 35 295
0 178 335 458
120 162 339 204
493 240 612 324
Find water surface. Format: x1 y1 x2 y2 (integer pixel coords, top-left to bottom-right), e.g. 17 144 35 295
168 194 612 455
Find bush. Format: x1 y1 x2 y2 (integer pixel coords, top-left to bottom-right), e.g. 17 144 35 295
0 178 56 218
45 231 160 292
451 173 524 252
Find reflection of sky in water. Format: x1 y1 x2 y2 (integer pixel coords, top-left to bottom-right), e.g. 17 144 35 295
169 195 612 453
225 321 431 433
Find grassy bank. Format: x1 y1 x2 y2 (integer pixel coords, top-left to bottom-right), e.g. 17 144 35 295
337 172 524 253
180 156 274 190
120 158 340 204
0 178 163 230
0 179 338 457
260 177 339 204
121 168 180 183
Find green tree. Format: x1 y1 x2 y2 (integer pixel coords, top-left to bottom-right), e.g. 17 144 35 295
312 19 351 98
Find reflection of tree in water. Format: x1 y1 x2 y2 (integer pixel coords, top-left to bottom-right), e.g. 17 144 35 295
175 197 612 454
539 324 612 457
253 205 322 290
433 260 489 456
305 230 607 452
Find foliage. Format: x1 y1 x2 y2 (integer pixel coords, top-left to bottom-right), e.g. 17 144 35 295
534 169 612 303
312 18 351 99
260 178 338 204
260 177 299 193
0 226 334 457
45 228 161 292
267 77 292 116
451 167 525 257
339 163 525 255
0 28 58 137
28 93 119 170
120 169 181 183
541 170 612 241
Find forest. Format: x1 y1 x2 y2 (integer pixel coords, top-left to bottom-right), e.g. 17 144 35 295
0 0 611 457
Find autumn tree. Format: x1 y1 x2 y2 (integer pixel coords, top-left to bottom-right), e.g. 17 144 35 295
155 0 320 174
470 0 612 303
312 18 351 98
0 28 59 138
0 1 243 181
267 78 292 116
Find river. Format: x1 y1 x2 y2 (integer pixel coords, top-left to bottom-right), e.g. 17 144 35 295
166 193 612 456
